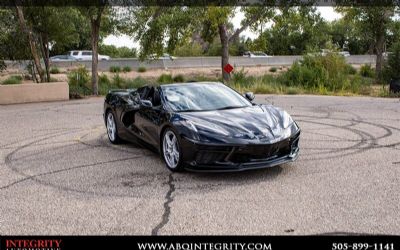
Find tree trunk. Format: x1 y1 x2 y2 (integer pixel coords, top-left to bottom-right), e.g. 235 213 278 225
375 32 385 80
40 33 50 82
218 24 230 82
90 9 103 95
15 6 45 82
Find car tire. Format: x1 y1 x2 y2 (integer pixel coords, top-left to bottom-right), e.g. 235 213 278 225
161 128 184 172
106 111 121 144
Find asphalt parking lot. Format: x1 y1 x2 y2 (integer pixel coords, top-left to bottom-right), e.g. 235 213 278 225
0 95 399 235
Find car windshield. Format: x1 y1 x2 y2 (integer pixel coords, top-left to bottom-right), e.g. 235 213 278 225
161 83 252 112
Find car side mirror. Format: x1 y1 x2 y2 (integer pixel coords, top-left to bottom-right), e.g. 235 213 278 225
139 99 153 108
244 92 255 101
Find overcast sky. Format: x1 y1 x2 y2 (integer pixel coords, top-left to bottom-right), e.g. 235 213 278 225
103 7 342 49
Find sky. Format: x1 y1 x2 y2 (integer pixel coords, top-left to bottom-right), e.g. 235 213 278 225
103 7 342 49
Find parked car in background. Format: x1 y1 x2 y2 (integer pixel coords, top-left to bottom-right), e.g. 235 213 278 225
148 53 176 60
243 51 272 58
49 55 78 62
68 50 110 61
383 52 392 59
338 51 351 57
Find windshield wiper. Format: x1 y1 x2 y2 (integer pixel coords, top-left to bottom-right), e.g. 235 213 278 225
177 109 208 112
177 106 247 112
215 105 247 110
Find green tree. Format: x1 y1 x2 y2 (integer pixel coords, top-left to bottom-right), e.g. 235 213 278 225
79 6 116 94
126 6 273 82
259 6 329 55
337 6 397 78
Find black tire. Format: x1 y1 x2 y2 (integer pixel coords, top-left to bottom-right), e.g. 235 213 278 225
106 111 122 144
161 128 184 172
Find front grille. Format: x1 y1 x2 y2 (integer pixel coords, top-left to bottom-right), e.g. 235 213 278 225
194 132 300 165
195 151 228 164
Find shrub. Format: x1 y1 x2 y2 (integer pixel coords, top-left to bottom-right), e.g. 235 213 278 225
173 74 185 82
345 64 357 75
50 66 60 74
2 75 22 85
286 87 300 95
359 64 375 78
109 65 121 73
158 74 173 83
280 54 359 92
125 77 149 89
49 77 59 82
0 60 6 72
231 68 256 88
98 74 112 95
112 73 125 88
122 66 132 72
269 67 278 73
67 66 91 98
137 66 147 73
382 41 400 84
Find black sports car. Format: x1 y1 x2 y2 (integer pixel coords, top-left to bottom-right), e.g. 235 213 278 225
103 82 300 172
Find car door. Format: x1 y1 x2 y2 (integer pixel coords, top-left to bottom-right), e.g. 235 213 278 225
134 88 164 147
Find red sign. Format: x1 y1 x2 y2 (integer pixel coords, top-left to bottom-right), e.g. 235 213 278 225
223 63 234 74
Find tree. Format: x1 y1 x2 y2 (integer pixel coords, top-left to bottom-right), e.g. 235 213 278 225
80 6 121 94
80 6 105 95
2 6 93 82
0 7 31 60
337 6 397 79
15 5 46 82
257 6 329 55
127 6 273 82
206 7 274 81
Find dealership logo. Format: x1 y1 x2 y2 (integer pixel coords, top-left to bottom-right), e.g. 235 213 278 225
4 239 62 250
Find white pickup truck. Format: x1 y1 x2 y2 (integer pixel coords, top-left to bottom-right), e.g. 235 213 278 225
68 50 110 61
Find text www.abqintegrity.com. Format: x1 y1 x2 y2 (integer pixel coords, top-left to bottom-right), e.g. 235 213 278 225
137 243 272 250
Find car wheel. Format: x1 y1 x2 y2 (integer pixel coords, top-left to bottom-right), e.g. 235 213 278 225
162 129 183 172
106 111 121 144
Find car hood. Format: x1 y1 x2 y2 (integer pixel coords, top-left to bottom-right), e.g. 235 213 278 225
177 104 299 144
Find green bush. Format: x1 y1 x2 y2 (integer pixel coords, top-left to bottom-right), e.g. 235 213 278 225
359 64 375 78
125 77 149 89
109 65 121 73
112 73 125 88
98 74 112 95
2 75 22 85
280 54 360 92
345 65 357 75
231 68 256 88
122 66 132 72
99 44 136 58
0 60 6 72
98 74 149 95
173 74 185 82
50 66 60 74
382 41 400 84
67 66 91 98
158 74 173 83
137 66 147 73
269 67 278 73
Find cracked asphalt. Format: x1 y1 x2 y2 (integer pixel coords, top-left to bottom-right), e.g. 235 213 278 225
0 95 399 235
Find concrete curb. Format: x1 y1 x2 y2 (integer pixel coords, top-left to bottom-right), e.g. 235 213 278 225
0 82 69 105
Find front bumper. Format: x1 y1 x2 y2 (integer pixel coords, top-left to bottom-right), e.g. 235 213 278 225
181 131 300 172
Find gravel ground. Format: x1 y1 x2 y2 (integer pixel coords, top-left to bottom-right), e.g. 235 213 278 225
0 95 399 235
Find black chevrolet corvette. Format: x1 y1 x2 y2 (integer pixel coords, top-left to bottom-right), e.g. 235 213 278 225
103 82 300 172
